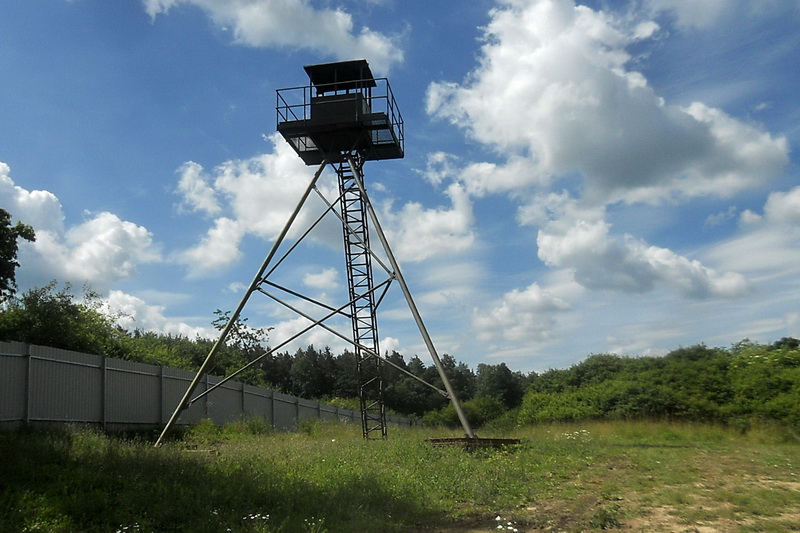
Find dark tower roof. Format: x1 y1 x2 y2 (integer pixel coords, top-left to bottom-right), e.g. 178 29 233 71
304 59 377 94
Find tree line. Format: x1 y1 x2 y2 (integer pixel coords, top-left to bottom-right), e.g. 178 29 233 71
0 282 531 419
2 210 798 430
3 282 798 431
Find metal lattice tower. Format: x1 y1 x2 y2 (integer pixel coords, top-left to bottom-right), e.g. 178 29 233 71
337 157 386 439
156 60 475 444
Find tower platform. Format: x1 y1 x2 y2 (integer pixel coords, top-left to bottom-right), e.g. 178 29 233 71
276 60 404 165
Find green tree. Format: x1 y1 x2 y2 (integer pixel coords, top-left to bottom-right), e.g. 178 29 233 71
0 208 35 303
425 353 476 402
289 345 336 398
0 282 130 356
259 350 294 392
475 362 525 409
331 349 360 398
211 309 270 355
385 355 443 416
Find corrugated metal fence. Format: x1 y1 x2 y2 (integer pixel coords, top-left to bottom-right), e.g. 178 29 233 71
0 341 417 432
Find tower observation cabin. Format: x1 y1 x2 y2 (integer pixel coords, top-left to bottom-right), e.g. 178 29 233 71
276 59 404 165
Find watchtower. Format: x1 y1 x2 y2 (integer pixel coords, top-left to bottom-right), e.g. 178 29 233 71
277 60 405 439
157 60 474 444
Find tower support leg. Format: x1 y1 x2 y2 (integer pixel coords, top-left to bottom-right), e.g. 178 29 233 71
154 159 329 447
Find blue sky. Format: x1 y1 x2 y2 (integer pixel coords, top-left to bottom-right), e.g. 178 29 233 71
1 0 799 373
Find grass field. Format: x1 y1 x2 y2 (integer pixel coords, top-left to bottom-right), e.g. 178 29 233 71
1 419 798 532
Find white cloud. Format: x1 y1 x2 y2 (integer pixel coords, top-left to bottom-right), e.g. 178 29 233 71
303 267 339 290
211 135 324 240
381 182 475 262
537 217 750 299
0 161 64 234
473 282 569 343
763 186 800 225
420 151 460 187
707 186 800 277
176 216 245 278
173 134 349 277
28 213 160 289
142 0 403 73
104 290 213 338
3 162 162 291
174 134 478 276
176 161 221 216
425 0 789 204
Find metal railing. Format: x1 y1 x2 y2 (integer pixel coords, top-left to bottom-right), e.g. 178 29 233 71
276 77 404 151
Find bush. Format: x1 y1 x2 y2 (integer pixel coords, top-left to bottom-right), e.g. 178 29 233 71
423 396 507 429
517 341 800 428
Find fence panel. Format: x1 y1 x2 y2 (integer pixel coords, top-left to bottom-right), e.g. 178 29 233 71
105 358 161 429
160 367 206 426
206 376 245 426
28 346 103 424
319 404 339 422
243 385 273 426
0 348 27 425
272 391 299 431
298 398 321 424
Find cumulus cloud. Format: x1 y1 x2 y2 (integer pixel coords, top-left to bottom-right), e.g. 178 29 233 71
0 161 64 233
104 290 213 338
26 212 161 290
381 182 475 262
425 0 788 203
176 217 245 277
763 186 800 226
174 134 479 276
537 217 750 299
173 134 329 277
142 0 403 72
474 282 569 342
303 267 339 290
2 162 161 290
210 135 325 240
176 161 221 216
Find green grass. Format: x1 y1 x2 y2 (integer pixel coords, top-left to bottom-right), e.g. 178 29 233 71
1 420 798 532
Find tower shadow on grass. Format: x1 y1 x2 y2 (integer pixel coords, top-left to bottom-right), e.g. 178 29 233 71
0 427 441 533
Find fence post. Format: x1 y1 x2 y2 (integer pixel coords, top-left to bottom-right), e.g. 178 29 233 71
241 382 246 420
101 356 107 431
159 366 164 425
24 343 31 425
268 389 274 430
